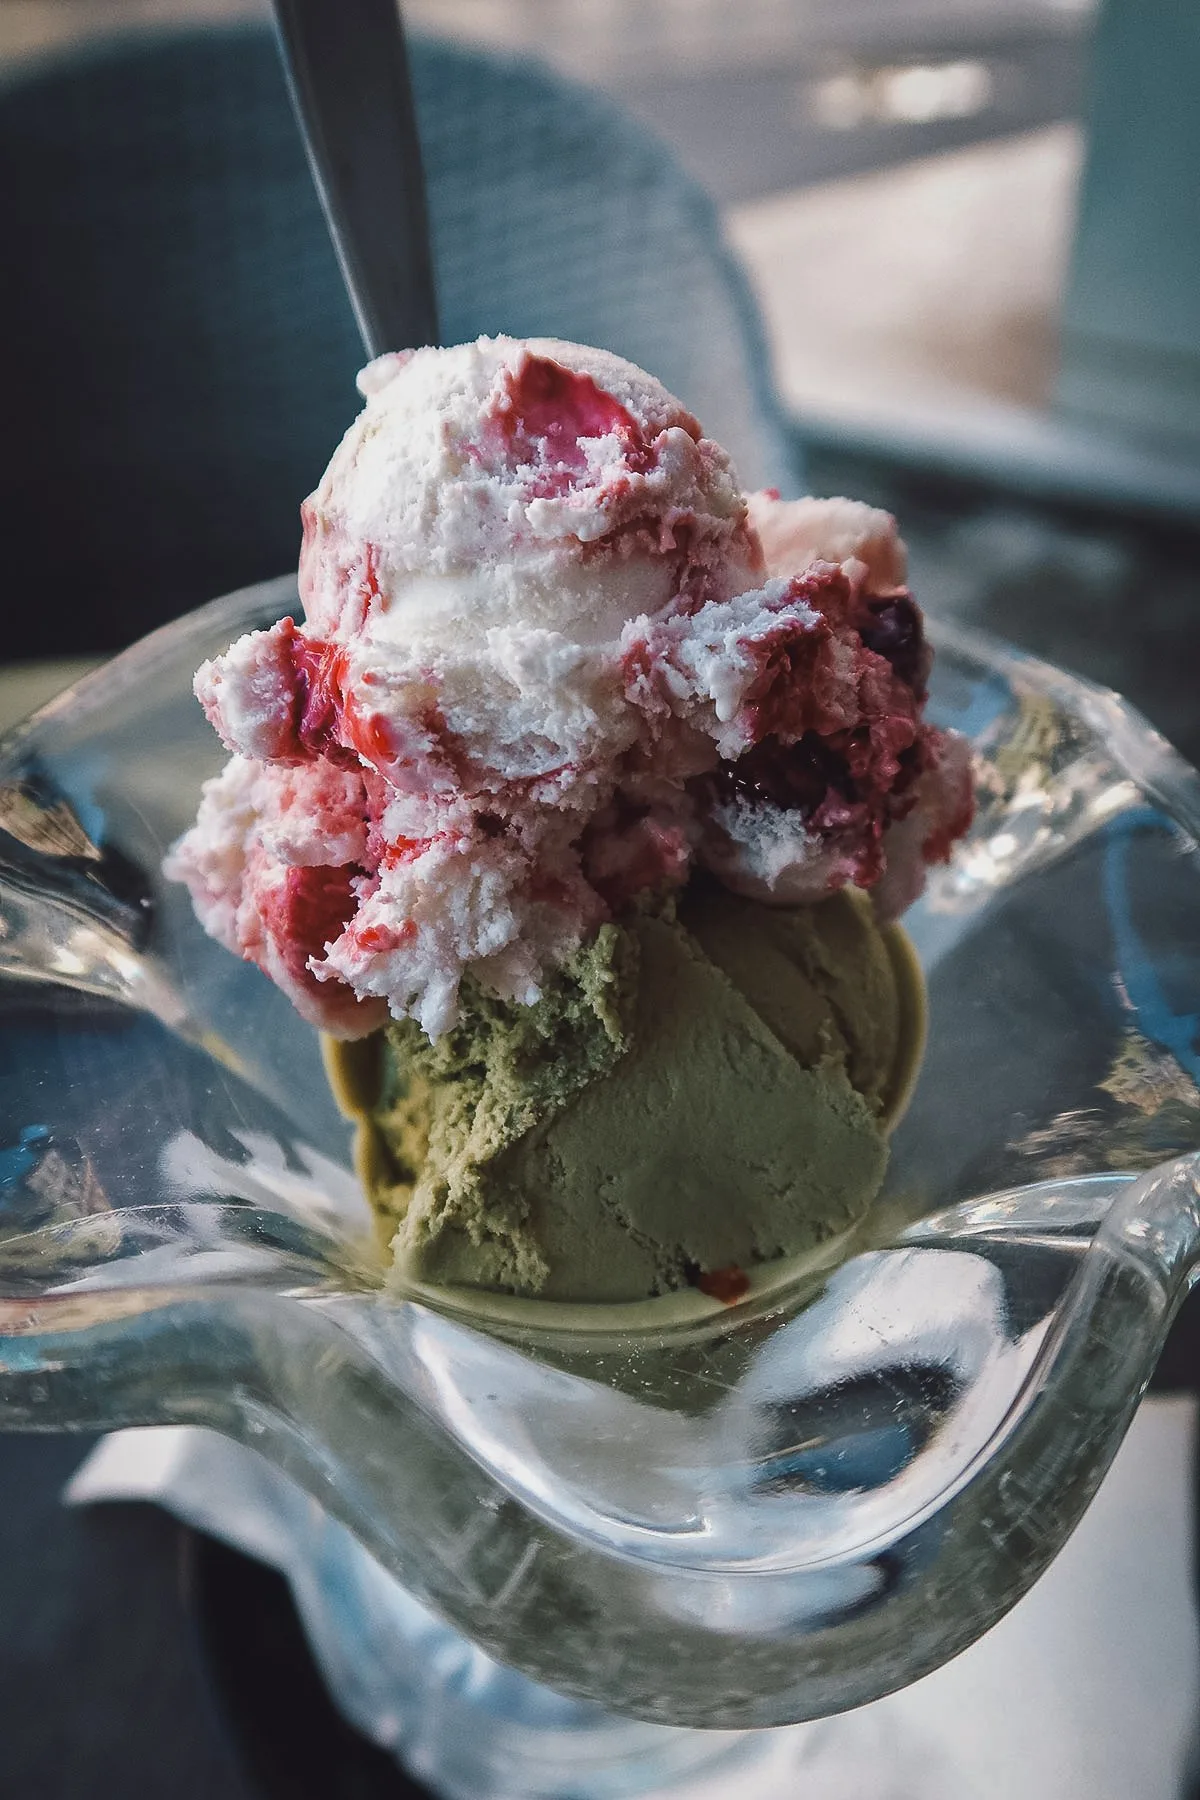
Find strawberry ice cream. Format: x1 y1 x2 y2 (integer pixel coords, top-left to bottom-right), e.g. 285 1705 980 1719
167 337 972 1041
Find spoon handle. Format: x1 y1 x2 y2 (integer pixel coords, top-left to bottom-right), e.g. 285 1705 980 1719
272 0 439 356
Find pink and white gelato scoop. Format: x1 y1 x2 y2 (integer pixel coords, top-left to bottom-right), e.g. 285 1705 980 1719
167 336 972 1039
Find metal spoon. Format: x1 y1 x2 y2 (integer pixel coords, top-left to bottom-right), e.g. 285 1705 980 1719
272 0 440 355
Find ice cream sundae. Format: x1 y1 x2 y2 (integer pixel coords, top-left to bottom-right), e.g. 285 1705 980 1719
167 337 971 1301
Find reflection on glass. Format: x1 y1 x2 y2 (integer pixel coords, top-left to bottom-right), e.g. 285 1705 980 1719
1 584 1199 1764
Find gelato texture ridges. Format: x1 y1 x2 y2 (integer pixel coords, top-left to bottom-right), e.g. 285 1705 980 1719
367 923 638 1294
335 891 916 1303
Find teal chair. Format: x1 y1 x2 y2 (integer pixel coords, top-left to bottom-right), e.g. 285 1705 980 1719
0 24 797 658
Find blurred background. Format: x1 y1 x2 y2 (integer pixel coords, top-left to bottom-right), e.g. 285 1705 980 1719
2 0 1198 757
3 3 1200 1798
1 0 1105 500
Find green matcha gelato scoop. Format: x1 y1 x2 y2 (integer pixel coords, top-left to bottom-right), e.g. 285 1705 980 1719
326 887 924 1306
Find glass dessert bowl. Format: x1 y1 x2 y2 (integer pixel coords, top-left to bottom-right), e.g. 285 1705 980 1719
3 576 1200 1739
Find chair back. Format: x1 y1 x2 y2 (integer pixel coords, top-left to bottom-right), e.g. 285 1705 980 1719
1 24 796 655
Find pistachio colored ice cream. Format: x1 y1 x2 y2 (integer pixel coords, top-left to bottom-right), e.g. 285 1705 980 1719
327 886 922 1303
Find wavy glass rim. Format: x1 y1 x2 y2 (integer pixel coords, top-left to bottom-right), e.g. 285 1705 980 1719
4 581 1200 1728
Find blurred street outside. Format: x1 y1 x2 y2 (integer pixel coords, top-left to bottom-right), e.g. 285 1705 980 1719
0 0 1096 430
